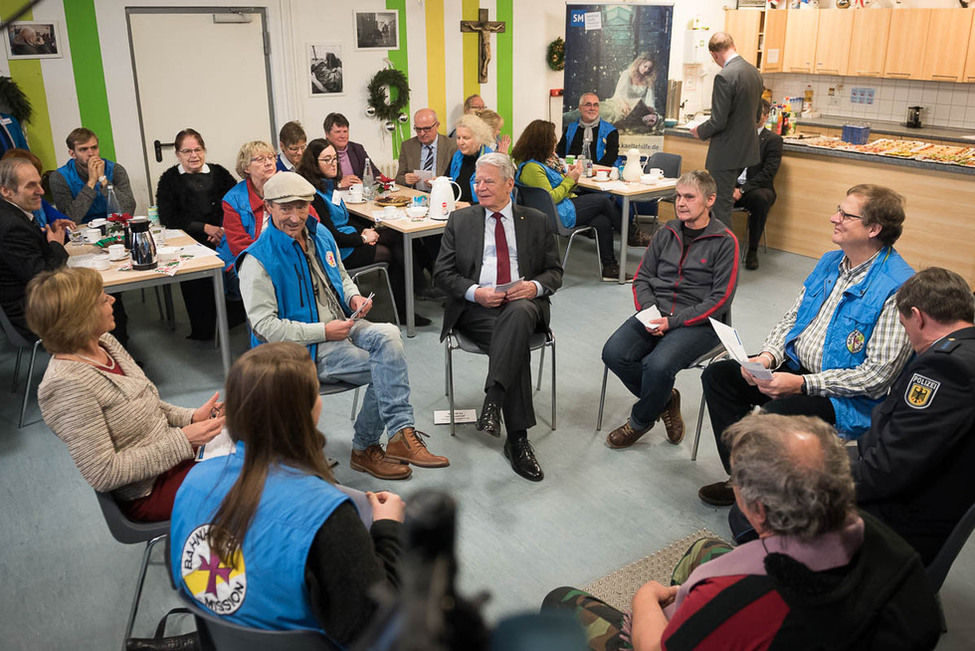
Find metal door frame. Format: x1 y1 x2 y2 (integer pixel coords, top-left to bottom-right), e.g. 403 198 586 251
125 6 276 196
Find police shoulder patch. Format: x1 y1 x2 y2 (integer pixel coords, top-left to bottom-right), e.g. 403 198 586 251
904 373 940 410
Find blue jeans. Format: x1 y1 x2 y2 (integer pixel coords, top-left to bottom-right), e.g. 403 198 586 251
316 320 414 450
602 316 719 430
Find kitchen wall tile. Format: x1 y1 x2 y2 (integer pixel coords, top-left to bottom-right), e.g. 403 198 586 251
951 88 969 107
950 105 967 125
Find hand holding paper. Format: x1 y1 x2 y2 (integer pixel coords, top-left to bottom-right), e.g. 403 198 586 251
636 305 662 330
709 317 774 380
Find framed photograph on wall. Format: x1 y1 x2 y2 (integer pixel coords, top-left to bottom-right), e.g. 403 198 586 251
4 21 62 60
354 11 399 51
309 43 343 96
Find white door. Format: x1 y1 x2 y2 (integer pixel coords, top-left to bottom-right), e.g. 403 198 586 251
127 8 275 200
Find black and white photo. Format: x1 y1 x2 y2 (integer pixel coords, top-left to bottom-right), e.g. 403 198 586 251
354 11 399 51
309 43 343 96
5 22 61 59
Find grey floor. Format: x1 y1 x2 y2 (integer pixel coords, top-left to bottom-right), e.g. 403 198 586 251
2 236 973 649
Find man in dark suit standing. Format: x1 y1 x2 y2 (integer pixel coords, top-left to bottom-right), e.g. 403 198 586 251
734 99 782 270
0 158 71 338
394 108 458 192
434 152 563 481
691 32 763 227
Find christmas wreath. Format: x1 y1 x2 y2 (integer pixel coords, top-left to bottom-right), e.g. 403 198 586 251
546 37 565 71
367 68 411 123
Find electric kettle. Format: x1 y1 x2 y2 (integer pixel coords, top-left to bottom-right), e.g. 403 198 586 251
428 176 461 221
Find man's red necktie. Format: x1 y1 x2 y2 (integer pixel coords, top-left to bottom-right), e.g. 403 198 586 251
493 212 511 286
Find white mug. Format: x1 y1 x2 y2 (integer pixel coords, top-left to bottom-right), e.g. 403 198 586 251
108 244 126 260
648 167 664 179
594 170 609 182
84 228 101 243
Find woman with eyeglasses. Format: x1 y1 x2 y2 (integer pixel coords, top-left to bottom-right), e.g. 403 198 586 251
216 140 282 272
155 128 237 339
296 139 428 326
448 114 494 204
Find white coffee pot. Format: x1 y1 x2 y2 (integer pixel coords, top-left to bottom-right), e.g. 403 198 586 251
622 148 644 182
428 176 462 220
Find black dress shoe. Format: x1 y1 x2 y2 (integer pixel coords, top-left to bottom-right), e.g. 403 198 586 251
412 313 433 327
504 438 544 482
476 402 502 437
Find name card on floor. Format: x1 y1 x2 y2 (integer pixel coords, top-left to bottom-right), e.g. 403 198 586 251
433 409 477 424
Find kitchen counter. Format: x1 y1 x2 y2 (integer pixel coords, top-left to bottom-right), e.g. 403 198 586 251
665 127 975 176
794 115 975 145
661 131 975 286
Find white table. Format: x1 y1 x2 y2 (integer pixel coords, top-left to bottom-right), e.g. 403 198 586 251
67 231 232 375
575 175 679 283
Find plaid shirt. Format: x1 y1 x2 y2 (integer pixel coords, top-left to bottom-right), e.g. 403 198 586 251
762 251 912 399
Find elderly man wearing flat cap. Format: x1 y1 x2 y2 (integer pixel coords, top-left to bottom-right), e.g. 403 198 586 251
237 172 449 480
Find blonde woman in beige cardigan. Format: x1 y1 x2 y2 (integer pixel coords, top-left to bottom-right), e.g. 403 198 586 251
26 267 225 522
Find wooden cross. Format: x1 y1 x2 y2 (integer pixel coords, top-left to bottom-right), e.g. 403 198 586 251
460 9 506 83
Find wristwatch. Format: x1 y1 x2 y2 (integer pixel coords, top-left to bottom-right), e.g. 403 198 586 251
799 377 808 395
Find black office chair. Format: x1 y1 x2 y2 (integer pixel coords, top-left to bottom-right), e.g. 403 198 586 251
177 592 337 650
444 327 556 437
634 152 683 228
348 261 400 327
94 491 171 651
926 502 975 631
319 379 362 421
515 184 601 281
0 303 43 428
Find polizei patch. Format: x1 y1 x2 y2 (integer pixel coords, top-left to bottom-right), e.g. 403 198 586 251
904 373 940 410
180 524 247 614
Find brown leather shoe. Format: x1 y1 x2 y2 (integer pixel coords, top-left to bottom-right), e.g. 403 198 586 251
606 419 653 449
350 445 412 480
661 389 685 444
386 427 449 468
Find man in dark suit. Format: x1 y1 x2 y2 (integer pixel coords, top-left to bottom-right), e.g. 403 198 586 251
852 267 975 565
394 108 458 192
434 153 563 481
323 112 380 189
734 99 782 270
691 32 764 227
0 158 71 338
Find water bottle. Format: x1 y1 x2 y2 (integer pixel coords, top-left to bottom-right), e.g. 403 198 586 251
362 158 376 200
581 140 593 178
106 184 121 220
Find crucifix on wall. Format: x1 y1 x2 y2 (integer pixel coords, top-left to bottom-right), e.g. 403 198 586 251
460 9 506 83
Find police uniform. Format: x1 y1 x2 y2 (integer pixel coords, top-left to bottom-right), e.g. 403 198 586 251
852 326 975 565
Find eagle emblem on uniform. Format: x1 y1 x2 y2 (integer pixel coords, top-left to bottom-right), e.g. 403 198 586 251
904 373 940 409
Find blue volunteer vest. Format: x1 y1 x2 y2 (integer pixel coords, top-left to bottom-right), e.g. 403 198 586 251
315 178 357 259
216 181 255 271
516 160 576 228
565 119 616 164
237 215 349 359
56 158 116 223
448 145 493 204
784 247 914 438
170 441 348 639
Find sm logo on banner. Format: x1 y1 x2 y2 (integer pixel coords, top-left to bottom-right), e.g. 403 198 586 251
570 10 587 27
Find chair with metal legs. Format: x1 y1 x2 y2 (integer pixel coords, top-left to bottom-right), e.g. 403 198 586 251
348 262 400 327
319 380 362 421
0 303 43 427
94 491 171 651
444 328 556 436
515 184 601 281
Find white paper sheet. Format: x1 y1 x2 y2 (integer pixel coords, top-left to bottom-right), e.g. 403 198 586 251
433 409 477 424
709 317 774 380
636 305 663 329
335 485 373 528
494 277 525 292
196 427 235 461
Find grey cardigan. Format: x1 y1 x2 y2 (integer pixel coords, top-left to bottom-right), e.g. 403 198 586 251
38 334 195 501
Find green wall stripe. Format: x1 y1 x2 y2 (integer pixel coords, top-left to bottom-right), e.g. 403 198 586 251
0 2 56 169
496 0 513 138
386 0 409 157
63 0 114 160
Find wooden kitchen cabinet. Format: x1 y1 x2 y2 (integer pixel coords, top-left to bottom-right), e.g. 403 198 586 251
922 9 974 82
814 10 853 76
783 10 819 74
725 9 762 68
762 9 788 74
965 12 975 83
848 8 890 78
883 9 929 79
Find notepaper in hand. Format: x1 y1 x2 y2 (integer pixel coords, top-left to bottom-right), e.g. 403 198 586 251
494 277 525 293
709 317 773 380
636 305 663 329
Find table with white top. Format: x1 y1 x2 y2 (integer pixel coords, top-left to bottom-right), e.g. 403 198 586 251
67 230 232 375
574 175 679 283
345 187 469 337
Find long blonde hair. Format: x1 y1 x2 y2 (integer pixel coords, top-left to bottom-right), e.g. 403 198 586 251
628 53 656 87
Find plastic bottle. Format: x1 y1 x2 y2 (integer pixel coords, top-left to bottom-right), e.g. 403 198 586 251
362 158 376 200
106 185 121 219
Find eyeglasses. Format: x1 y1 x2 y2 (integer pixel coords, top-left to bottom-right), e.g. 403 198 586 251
414 123 439 134
285 144 306 154
836 205 862 221
178 148 204 156
581 102 600 108
250 155 275 165
318 156 337 164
